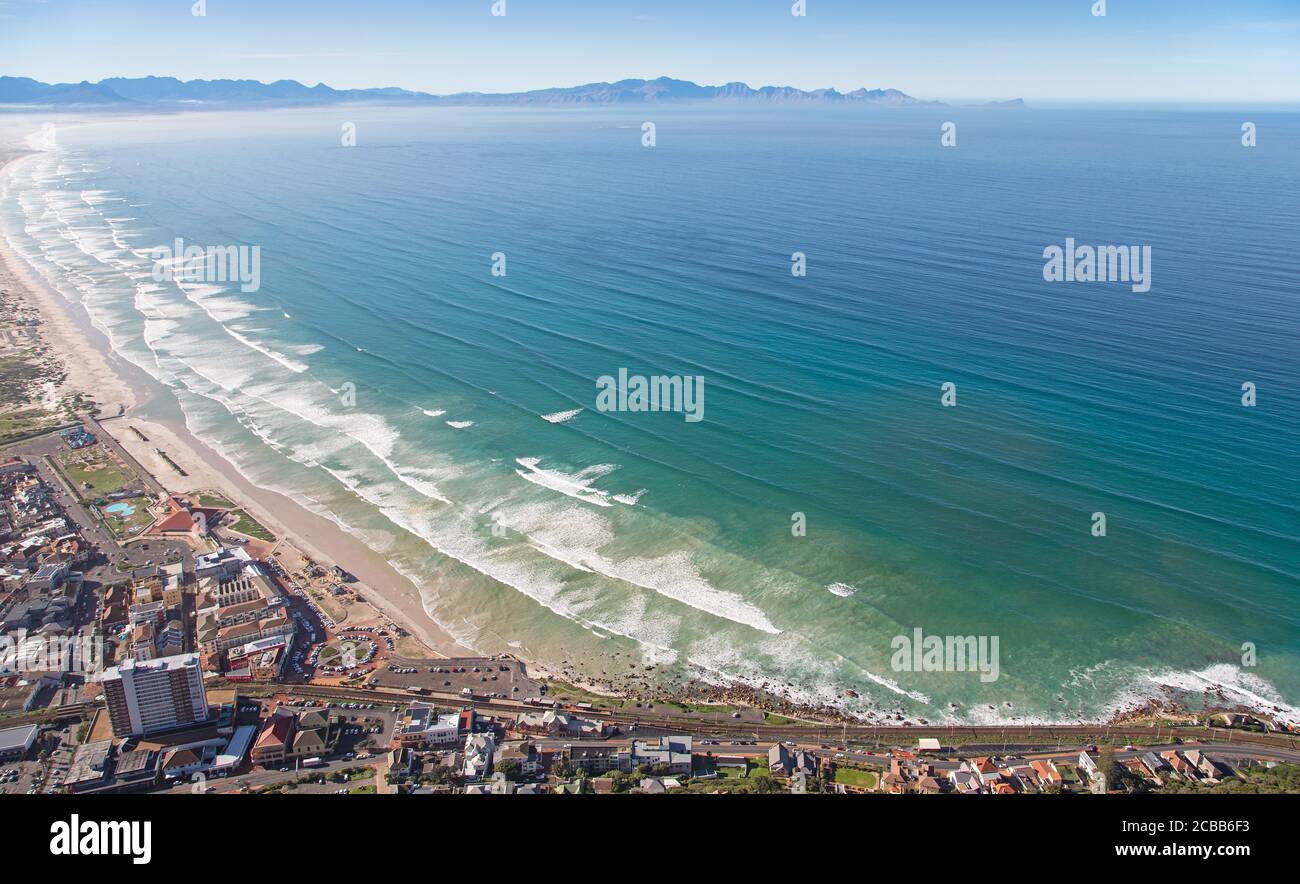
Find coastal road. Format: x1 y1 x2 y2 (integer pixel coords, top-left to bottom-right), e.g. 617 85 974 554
239 680 1300 754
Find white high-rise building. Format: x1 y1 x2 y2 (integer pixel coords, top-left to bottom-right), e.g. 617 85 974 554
99 653 209 737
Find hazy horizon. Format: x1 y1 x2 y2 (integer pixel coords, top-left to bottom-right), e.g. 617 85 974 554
1 0 1298 105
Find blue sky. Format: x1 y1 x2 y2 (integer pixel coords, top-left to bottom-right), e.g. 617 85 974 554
1 0 1298 103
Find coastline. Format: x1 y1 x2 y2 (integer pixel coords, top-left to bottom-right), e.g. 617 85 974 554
0 151 473 663
2 143 1294 731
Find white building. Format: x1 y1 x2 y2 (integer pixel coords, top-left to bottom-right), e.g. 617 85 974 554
397 702 461 748
463 733 496 780
99 653 209 737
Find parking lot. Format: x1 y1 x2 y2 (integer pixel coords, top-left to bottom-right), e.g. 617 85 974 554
0 759 44 795
367 655 544 699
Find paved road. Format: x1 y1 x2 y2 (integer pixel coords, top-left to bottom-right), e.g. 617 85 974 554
157 754 382 794
243 681 1299 754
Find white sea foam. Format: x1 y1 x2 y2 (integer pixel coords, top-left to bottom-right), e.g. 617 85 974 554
492 499 778 634
541 407 583 423
445 420 474 429
1145 663 1300 725
826 582 857 597
514 457 625 507
223 327 309 373
422 408 446 418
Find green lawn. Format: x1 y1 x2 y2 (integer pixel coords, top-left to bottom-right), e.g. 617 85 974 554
227 509 275 541
61 452 130 497
833 768 878 790
198 492 235 508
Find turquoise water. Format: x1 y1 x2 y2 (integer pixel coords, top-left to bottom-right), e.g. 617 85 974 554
3 105 1298 723
104 502 135 516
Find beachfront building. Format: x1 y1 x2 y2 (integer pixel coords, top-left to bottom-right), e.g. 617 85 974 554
193 545 254 582
99 653 210 737
195 554 294 656
630 735 693 775
515 707 606 739
149 495 225 541
768 743 816 778
396 702 461 749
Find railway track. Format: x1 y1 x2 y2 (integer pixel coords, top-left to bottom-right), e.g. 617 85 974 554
239 680 1298 751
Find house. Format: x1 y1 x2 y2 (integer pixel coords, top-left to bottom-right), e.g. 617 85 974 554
389 747 417 778
914 773 943 794
1184 750 1226 781
948 769 982 794
1140 752 1167 779
566 743 630 774
1030 760 1062 787
630 735 693 775
1160 750 1197 779
768 743 793 776
496 740 542 778
966 756 1002 786
251 711 295 767
463 733 495 780
766 742 815 779
638 776 682 794
881 760 910 794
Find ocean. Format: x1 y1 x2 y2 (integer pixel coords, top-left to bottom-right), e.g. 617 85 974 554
3 104 1298 724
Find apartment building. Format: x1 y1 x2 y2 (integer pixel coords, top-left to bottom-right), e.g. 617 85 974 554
99 653 209 737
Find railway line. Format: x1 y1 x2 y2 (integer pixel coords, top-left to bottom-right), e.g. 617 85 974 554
237 680 1299 752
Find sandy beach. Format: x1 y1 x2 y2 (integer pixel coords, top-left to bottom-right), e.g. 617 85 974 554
0 151 473 661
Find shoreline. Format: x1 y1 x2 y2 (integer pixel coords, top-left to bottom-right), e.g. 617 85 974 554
0 151 473 662
3 148 1295 732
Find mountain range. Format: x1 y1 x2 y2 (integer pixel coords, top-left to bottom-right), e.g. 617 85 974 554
0 75 1020 110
